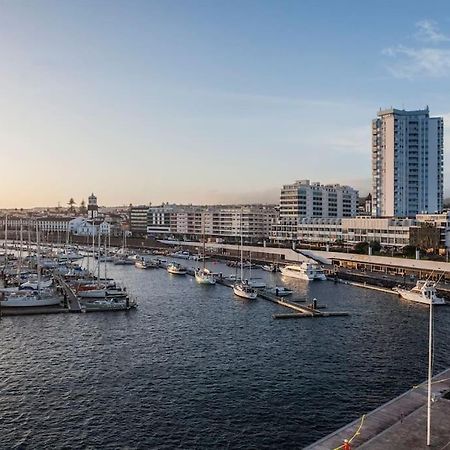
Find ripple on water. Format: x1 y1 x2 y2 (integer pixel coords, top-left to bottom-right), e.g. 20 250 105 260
0 259 449 448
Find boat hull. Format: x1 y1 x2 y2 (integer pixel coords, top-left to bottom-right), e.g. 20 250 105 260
280 268 314 281
395 288 446 305
233 284 257 300
1 296 61 307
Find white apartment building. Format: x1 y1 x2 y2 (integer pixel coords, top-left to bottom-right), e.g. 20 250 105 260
279 180 358 221
145 205 276 242
372 108 444 217
270 216 414 248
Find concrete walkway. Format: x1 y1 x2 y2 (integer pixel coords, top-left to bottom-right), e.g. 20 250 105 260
305 368 450 449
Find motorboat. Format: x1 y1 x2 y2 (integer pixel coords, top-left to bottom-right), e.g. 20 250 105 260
261 264 277 272
78 287 127 298
233 281 257 300
135 259 157 269
113 256 134 265
280 262 316 281
267 286 294 297
313 265 327 281
393 281 446 305
247 278 266 289
167 262 187 275
195 268 216 285
169 251 191 260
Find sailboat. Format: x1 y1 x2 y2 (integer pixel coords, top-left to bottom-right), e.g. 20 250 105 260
1 222 61 307
233 210 257 300
195 226 216 285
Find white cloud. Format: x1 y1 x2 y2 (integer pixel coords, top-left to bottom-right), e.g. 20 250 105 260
416 20 450 43
383 45 450 79
383 20 450 78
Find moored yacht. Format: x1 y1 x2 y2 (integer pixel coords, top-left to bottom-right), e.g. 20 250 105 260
135 259 157 269
233 281 257 300
1 290 61 307
280 262 315 281
167 262 187 275
393 281 446 305
195 268 216 284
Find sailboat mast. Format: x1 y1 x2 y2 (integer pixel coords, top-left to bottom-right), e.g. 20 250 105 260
18 220 23 277
427 297 433 446
105 230 109 280
92 223 95 280
240 208 243 282
36 221 41 298
97 226 101 286
4 214 8 265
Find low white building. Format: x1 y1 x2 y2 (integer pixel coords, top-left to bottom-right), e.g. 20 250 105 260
69 218 111 237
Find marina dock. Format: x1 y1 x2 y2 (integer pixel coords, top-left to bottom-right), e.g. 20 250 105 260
177 266 350 318
54 274 81 312
305 368 450 449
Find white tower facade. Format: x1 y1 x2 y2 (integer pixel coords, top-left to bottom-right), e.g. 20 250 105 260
372 108 444 217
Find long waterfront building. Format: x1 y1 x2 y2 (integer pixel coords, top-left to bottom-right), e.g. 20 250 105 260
279 180 358 220
130 204 277 242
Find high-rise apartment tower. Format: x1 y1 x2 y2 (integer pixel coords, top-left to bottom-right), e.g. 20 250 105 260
372 108 443 217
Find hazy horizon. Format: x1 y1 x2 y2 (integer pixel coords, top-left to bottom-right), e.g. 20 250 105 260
2 1 450 208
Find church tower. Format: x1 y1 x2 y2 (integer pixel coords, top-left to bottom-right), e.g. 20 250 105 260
87 193 98 219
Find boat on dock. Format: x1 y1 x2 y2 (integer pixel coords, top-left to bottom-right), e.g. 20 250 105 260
1 290 61 307
167 262 187 275
233 210 257 300
393 280 446 305
233 281 258 300
135 259 157 269
280 261 326 281
195 268 216 284
261 264 277 272
266 286 293 297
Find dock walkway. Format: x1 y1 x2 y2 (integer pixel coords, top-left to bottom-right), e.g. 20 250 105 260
179 266 349 318
305 368 450 449
54 274 81 312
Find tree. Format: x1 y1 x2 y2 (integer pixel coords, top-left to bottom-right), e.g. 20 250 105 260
79 199 87 215
369 240 381 253
402 245 416 258
68 198 76 213
354 241 369 254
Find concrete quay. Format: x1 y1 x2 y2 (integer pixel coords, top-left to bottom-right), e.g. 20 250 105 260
305 368 450 449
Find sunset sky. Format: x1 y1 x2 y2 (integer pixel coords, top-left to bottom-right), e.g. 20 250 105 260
2 0 450 207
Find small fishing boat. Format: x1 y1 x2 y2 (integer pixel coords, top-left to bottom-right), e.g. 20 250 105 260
167 262 187 275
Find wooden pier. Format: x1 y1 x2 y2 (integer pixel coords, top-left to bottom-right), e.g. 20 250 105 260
305 368 450 449
54 274 81 312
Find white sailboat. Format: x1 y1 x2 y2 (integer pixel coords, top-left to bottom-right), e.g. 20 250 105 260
1 222 60 307
233 210 257 300
195 229 216 285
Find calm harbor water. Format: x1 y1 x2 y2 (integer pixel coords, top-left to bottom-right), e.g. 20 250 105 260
1 258 450 449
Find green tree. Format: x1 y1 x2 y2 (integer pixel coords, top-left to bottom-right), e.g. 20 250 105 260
369 240 381 253
79 199 87 215
68 198 76 213
354 241 369 254
402 245 416 258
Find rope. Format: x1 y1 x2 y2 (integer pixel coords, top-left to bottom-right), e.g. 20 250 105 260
332 414 366 450
413 377 450 389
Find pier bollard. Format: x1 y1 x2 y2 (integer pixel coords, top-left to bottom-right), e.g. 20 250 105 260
312 298 317 309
